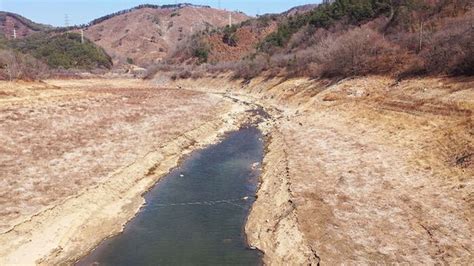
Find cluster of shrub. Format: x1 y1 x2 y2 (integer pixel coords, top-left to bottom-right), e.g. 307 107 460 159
0 49 48 81
170 14 279 66
11 33 112 69
222 25 239 47
163 0 473 81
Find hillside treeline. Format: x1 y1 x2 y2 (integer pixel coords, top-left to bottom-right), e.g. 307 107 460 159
163 0 473 80
52 3 212 32
0 33 112 80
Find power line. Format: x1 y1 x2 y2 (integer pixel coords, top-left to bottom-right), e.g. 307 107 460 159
143 196 253 210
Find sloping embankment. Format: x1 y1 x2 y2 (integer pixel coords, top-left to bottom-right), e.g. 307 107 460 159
159 74 473 264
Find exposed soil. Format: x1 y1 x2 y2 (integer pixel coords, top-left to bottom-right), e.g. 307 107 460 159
207 23 277 63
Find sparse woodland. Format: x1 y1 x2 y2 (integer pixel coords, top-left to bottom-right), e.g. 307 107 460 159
162 0 473 80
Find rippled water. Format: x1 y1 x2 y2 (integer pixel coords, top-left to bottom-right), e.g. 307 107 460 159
77 126 264 266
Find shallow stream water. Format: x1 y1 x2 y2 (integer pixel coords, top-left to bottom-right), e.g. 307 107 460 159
77 126 264 265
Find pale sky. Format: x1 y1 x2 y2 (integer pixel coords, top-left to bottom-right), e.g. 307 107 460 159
0 0 321 26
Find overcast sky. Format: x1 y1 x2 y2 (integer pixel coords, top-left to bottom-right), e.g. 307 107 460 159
0 0 321 26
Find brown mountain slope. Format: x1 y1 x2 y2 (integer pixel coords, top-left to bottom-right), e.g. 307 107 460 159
84 6 250 67
0 12 51 39
207 21 278 63
283 4 319 16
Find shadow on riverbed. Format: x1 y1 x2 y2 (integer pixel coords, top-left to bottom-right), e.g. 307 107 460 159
77 126 264 266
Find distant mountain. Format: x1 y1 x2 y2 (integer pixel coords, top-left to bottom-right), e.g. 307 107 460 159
283 4 319 16
82 5 250 66
0 11 52 39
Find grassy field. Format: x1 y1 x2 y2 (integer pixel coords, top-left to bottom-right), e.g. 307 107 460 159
0 78 241 231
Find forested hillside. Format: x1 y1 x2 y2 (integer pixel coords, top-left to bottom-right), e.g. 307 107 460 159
0 32 112 80
167 0 473 79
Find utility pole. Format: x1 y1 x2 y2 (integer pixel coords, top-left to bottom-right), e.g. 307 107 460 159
229 13 232 27
80 29 84 44
418 21 423 52
13 28 16 39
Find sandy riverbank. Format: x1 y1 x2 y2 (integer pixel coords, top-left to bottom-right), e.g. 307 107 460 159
164 74 473 264
0 78 252 264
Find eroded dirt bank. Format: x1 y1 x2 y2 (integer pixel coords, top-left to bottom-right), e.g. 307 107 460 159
0 79 252 264
162 75 473 264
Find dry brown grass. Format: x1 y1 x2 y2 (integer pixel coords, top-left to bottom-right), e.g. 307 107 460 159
167 74 473 264
0 78 229 232
279 77 474 264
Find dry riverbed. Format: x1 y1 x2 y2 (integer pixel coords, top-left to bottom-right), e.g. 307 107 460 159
0 75 472 265
168 75 473 265
0 78 251 264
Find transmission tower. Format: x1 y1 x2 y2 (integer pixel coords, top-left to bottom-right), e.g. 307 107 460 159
64 14 70 27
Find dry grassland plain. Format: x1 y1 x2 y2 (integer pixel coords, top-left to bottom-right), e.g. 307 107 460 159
0 78 250 264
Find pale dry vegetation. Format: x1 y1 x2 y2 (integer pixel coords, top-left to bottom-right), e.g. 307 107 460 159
418 10 474 75
0 49 48 80
0 79 230 232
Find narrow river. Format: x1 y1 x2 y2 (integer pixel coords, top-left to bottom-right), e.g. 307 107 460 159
77 125 264 265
